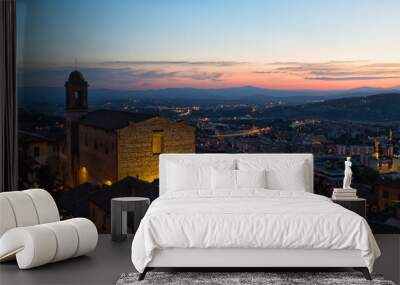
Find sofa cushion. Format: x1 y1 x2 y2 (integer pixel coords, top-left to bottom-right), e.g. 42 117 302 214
24 189 60 224
0 191 39 228
0 196 17 237
0 218 98 269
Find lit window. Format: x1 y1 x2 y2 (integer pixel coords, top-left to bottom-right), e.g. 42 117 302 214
152 131 164 155
104 180 112 186
79 166 88 183
74 91 81 102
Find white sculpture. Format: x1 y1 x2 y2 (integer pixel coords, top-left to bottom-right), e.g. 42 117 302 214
343 157 353 189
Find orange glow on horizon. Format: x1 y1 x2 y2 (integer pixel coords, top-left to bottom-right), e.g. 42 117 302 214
33 60 400 91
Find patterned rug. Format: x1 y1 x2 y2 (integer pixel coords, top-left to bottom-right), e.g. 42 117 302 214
116 271 396 285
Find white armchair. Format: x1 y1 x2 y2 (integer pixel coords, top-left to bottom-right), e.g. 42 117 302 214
0 189 98 269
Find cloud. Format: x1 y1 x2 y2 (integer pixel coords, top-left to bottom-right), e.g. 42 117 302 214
99 60 247 67
256 61 400 81
364 63 400 68
179 70 223 81
252 71 276 74
19 65 225 88
305 76 400 81
270 60 366 66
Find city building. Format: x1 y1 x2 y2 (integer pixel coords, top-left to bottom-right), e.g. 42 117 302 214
64 70 196 187
18 131 67 187
393 155 400 172
78 110 195 185
375 183 400 210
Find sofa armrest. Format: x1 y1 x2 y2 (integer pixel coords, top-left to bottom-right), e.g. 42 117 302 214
0 218 98 269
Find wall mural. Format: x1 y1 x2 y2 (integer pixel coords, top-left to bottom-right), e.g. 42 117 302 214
17 0 400 233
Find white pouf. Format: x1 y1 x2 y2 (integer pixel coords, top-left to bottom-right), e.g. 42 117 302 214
0 189 98 269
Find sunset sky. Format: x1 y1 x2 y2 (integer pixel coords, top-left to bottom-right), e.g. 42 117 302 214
17 0 400 90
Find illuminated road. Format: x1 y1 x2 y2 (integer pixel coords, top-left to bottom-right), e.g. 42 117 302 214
214 127 271 138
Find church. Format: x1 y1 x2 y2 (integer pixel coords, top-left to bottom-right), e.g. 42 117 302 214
64 70 195 187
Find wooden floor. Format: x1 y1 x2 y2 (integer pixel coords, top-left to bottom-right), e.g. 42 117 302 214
0 234 134 285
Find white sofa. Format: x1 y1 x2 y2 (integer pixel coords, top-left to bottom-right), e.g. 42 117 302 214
0 189 98 269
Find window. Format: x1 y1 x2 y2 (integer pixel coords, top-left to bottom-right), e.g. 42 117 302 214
152 131 164 155
74 91 80 102
34 146 40 157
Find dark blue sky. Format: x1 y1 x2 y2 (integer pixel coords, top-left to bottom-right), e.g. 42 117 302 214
17 0 400 90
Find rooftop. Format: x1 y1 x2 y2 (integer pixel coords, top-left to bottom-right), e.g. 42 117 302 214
18 130 48 143
59 176 158 218
66 70 88 85
90 176 159 213
80 110 155 130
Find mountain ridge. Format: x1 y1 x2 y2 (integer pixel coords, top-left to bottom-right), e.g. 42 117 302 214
259 93 400 122
18 85 400 116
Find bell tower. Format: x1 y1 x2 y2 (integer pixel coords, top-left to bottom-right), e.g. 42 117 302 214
65 70 88 111
65 70 88 187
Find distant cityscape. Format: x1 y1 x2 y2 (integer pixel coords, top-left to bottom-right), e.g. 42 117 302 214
18 71 400 234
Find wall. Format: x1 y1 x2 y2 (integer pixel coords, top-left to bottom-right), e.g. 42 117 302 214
27 141 48 166
79 125 118 185
117 117 195 182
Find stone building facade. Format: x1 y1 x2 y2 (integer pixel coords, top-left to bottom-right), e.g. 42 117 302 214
78 110 195 185
64 70 195 186
19 131 67 188
117 117 195 182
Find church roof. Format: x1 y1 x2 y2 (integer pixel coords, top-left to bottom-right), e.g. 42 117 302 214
80 110 155 130
68 70 86 82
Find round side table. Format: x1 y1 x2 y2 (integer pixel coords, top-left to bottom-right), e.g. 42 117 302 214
111 197 150 242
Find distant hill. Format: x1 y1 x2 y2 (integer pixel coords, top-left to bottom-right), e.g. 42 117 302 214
18 85 400 115
261 93 400 122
